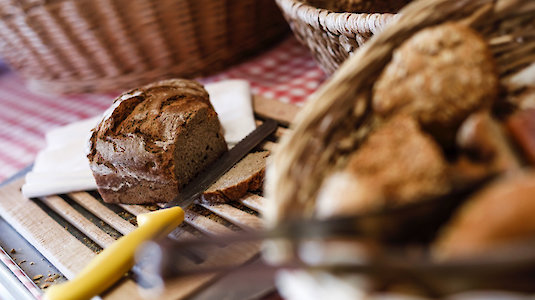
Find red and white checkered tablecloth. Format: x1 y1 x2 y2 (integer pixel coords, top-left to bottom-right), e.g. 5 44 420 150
206 38 324 103
0 37 325 183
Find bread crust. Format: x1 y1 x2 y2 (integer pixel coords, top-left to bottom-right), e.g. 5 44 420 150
316 115 450 217
373 22 498 144
433 171 535 260
87 79 227 204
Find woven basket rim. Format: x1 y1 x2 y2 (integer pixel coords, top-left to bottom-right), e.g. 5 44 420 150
275 0 397 35
277 0 399 16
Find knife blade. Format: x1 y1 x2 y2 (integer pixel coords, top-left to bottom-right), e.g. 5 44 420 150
44 119 278 300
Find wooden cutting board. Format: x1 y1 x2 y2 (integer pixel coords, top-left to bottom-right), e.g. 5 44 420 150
0 95 300 299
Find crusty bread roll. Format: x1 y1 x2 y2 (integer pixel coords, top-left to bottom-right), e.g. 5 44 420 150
87 79 227 204
316 115 450 218
373 22 498 145
433 171 535 260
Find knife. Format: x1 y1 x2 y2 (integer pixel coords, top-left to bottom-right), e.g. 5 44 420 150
44 119 278 300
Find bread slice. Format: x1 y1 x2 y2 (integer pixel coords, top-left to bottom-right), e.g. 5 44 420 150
87 79 227 204
202 151 269 204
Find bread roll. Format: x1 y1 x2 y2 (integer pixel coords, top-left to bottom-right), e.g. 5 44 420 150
373 22 498 144
316 115 450 218
433 171 535 260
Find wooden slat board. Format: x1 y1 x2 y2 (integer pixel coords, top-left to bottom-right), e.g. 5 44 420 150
69 192 137 235
0 95 298 299
253 95 299 126
0 180 97 280
240 193 267 214
200 203 263 231
42 196 117 248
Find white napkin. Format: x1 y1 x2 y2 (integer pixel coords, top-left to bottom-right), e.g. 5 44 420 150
21 80 256 198
205 80 256 146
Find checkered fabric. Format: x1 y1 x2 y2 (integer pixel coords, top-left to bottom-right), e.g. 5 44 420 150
0 247 42 299
206 38 325 104
0 37 325 183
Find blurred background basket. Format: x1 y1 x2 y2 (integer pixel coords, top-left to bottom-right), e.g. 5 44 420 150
0 0 289 94
274 0 410 75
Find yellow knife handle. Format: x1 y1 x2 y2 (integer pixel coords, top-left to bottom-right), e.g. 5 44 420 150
44 206 185 300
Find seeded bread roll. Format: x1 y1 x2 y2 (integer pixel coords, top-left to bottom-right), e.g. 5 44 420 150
202 151 269 204
373 22 498 145
87 79 227 204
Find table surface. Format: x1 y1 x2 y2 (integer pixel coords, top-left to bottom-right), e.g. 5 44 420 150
0 36 322 299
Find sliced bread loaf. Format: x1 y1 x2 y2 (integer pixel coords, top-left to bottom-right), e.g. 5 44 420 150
87 79 228 204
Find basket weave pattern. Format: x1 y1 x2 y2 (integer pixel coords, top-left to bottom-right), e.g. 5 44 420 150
267 0 535 224
0 0 289 93
275 0 407 74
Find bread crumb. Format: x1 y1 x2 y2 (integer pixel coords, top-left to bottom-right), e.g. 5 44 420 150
10 248 16 254
41 283 51 289
33 274 43 281
45 274 60 282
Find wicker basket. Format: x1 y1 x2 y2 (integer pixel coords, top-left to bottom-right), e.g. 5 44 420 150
0 0 289 94
266 0 535 295
267 0 535 224
274 0 410 75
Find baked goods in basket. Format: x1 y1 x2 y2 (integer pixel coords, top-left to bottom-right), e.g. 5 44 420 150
266 0 535 297
87 79 227 204
316 115 450 218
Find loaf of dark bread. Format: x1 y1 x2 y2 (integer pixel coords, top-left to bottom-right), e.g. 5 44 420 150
202 151 269 204
87 79 228 204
